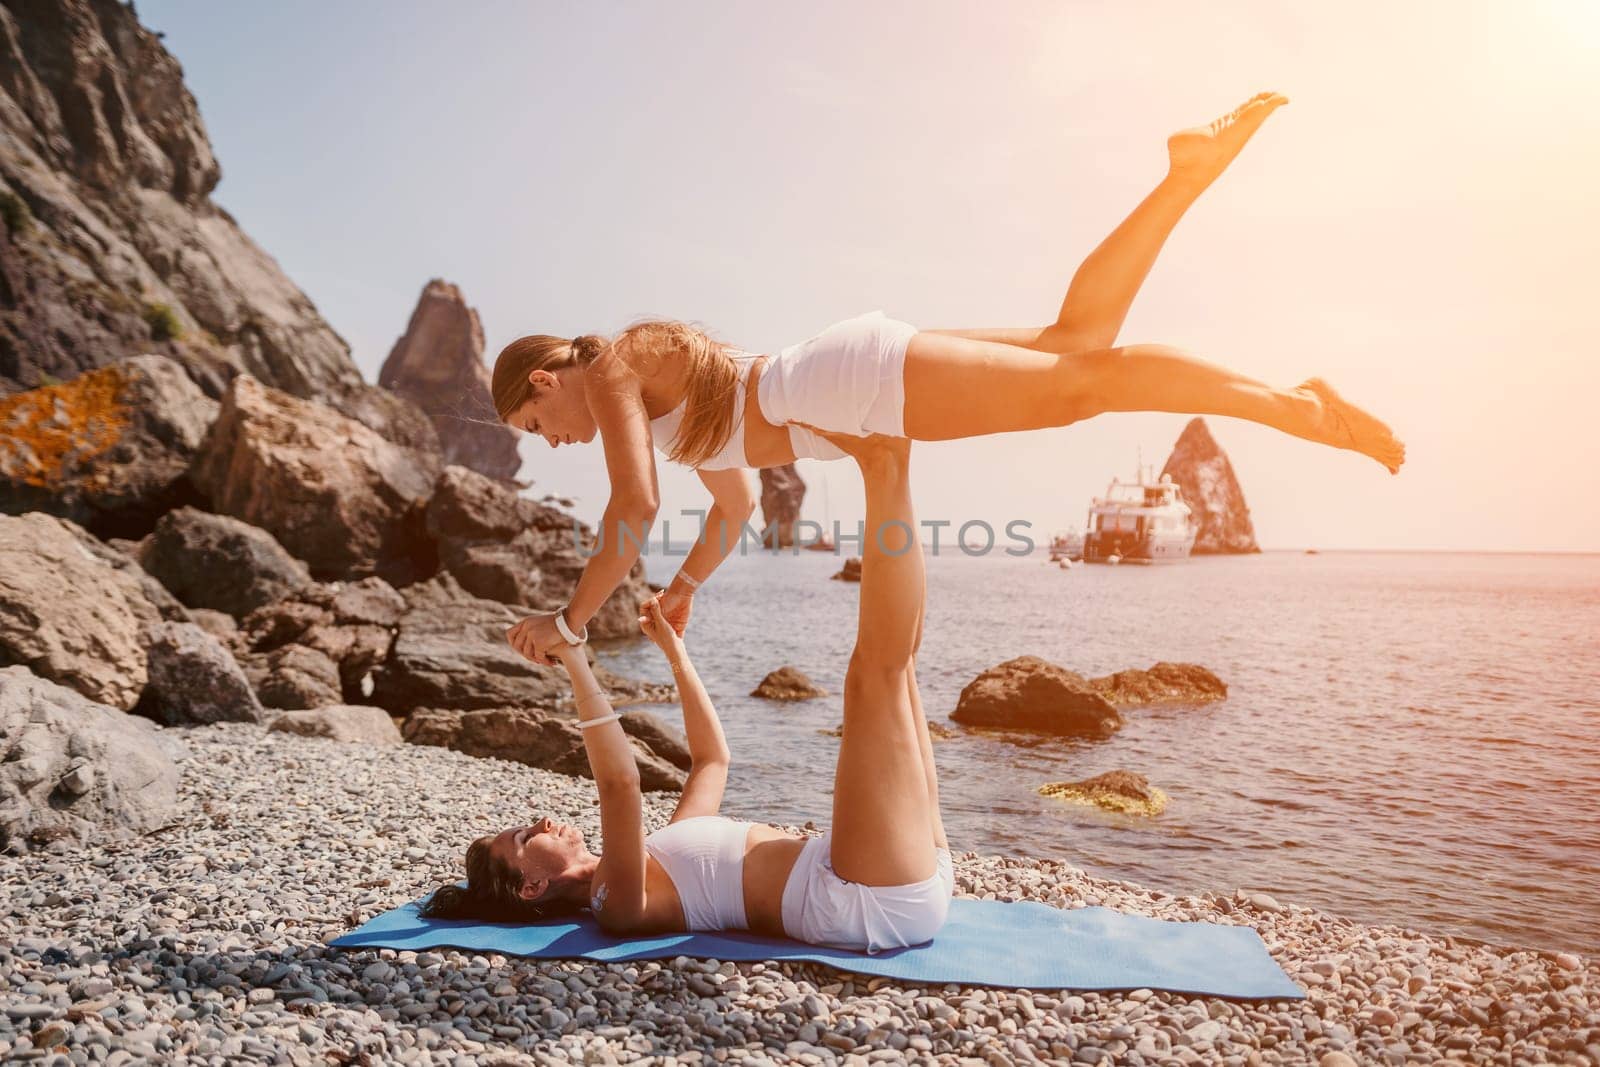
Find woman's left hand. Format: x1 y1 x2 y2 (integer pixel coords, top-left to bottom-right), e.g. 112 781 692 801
506 611 563 666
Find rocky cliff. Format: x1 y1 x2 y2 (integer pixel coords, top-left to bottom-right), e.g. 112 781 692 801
759 463 805 548
0 0 425 448
378 279 521 481
1161 417 1260 554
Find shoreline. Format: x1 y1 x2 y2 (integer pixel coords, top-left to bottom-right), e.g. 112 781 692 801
1 725 1593 1066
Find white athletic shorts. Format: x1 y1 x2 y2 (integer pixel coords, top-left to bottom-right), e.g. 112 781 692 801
780 830 954 954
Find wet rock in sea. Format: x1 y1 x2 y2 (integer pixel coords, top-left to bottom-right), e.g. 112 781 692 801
138 621 264 724
0 666 179 851
951 656 1123 738
0 355 216 537
751 666 826 701
820 719 955 740
189 375 440 583
0 513 166 710
137 506 311 617
1089 662 1227 707
426 464 652 639
831 557 862 582
1161 417 1259 555
403 706 686 792
378 279 521 480
268 705 402 745
1039 770 1168 816
759 464 806 548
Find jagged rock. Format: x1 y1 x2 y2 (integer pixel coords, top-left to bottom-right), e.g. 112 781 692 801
236 577 403 705
403 706 685 793
618 710 692 771
137 621 262 725
329 383 443 455
425 465 652 639
0 666 180 851
832 557 862 582
268 705 402 746
378 280 520 479
186 608 239 647
1089 662 1227 707
0 355 216 537
0 0 364 401
0 512 164 709
137 506 311 618
759 464 805 548
1161 417 1259 554
751 666 826 701
1038 770 1169 816
951 655 1123 738
190 375 440 583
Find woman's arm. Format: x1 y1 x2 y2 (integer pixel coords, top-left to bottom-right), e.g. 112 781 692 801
508 352 660 665
551 643 648 927
657 467 758 636
637 596 729 822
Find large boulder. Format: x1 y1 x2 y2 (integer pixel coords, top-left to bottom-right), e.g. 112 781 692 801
759 464 805 548
236 577 405 707
0 355 217 537
1089 662 1227 707
425 465 653 640
377 280 521 480
951 656 1124 738
0 0 365 401
0 666 180 851
137 506 312 617
137 621 263 725
618 710 692 771
1161 418 1259 555
190 375 441 583
0 513 165 710
268 705 402 745
751 666 826 701
403 706 686 793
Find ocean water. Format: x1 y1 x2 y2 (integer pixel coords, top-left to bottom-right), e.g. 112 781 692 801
599 548 1600 955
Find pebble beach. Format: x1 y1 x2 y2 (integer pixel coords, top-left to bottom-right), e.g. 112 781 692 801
2 726 1593 1066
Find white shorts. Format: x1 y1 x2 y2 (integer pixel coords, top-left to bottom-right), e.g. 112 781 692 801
780 830 954 954
758 310 920 462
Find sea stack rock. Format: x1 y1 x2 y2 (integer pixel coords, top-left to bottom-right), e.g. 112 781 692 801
1161 418 1260 554
759 464 806 548
378 280 522 481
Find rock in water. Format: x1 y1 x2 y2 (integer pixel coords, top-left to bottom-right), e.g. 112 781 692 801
0 513 166 710
190 375 440 582
751 666 826 701
0 666 180 851
951 656 1123 738
378 280 521 480
1160 417 1260 554
832 557 862 582
0 356 217 537
1089 662 1227 707
1038 770 1169 816
0 0 363 400
759 464 805 548
137 507 312 618
268 705 402 745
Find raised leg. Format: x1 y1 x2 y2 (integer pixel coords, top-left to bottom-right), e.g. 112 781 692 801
929 92 1288 355
826 436 941 887
901 333 1406 474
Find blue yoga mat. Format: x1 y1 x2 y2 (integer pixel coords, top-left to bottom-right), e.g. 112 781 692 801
332 896 1304 999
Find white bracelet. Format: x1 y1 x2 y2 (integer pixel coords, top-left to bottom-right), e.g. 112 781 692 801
554 610 588 645
577 712 621 730
674 571 701 591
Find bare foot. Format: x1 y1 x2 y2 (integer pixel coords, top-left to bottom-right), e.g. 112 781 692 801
1296 378 1407 474
1167 91 1289 190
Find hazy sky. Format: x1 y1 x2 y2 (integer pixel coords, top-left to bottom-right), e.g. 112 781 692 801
139 1 1600 552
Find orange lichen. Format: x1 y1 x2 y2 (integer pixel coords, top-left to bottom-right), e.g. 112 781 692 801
0 366 131 489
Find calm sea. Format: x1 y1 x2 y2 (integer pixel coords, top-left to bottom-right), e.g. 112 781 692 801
599 548 1600 955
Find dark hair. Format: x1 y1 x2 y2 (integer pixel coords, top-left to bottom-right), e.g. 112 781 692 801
419 833 590 922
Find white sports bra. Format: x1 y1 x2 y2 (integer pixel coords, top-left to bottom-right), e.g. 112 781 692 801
639 815 753 931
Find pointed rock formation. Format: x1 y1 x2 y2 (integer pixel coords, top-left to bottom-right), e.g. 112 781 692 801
1160 418 1260 554
378 280 521 481
759 464 805 548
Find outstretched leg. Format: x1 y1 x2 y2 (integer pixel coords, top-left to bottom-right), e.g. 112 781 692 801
825 435 941 887
901 334 1406 473
930 93 1288 355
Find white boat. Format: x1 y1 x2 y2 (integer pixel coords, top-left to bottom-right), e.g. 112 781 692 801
1048 528 1084 562
1081 465 1197 564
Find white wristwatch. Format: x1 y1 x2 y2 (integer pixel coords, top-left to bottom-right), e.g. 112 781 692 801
554 610 588 645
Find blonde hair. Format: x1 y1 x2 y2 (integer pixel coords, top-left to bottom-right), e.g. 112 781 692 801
491 320 742 469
